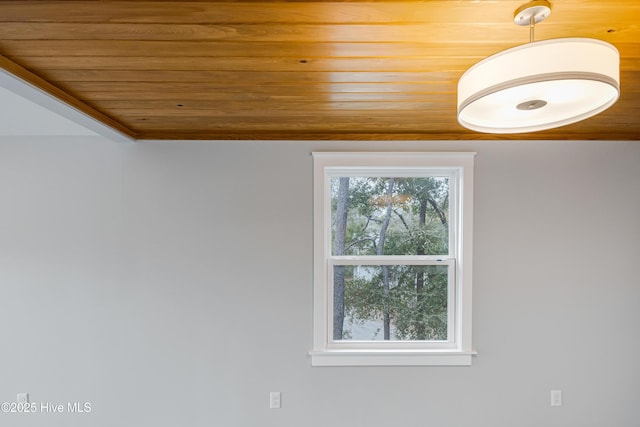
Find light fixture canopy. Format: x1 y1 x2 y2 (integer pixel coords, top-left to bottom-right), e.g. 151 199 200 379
457 0 620 134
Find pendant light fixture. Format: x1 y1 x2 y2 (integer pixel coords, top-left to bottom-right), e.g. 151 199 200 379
457 0 620 134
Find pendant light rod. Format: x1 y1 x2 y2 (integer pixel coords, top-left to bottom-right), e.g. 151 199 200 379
530 15 535 43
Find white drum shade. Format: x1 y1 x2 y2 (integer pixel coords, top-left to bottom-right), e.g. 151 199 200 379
457 38 620 133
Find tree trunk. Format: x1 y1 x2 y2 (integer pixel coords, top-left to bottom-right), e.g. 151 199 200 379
428 196 448 227
333 177 349 340
415 195 428 340
378 178 395 340
414 187 448 340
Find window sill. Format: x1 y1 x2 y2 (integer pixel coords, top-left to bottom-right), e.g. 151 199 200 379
309 349 476 367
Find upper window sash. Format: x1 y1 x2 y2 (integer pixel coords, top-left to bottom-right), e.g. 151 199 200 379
321 164 463 260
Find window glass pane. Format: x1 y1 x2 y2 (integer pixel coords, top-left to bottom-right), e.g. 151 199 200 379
333 264 449 341
331 177 449 256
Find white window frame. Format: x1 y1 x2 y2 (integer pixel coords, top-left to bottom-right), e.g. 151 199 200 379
310 152 476 366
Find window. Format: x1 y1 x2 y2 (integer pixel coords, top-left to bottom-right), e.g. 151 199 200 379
310 152 475 366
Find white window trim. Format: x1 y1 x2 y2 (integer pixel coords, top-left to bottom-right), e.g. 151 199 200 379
310 152 476 366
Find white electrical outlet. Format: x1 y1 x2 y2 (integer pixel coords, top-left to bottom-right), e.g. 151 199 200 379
550 390 562 407
269 391 281 409
17 393 29 404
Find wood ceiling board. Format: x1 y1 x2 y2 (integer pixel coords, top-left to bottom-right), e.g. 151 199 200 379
0 0 638 141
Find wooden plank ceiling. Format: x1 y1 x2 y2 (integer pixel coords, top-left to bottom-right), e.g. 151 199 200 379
0 0 638 141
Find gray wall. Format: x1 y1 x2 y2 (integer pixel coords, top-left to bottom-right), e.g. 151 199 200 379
1 137 639 427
